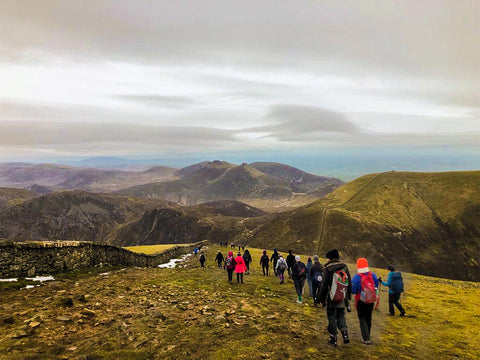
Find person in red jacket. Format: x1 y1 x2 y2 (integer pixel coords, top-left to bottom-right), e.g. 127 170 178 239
234 252 248 284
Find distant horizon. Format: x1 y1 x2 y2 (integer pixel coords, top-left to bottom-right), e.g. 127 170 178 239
1 147 478 182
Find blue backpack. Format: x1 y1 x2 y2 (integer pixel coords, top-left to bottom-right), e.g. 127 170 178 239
390 272 404 293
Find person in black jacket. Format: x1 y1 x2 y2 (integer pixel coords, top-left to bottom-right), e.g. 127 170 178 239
286 250 296 279
242 249 252 273
270 249 279 276
309 255 324 306
318 249 352 347
214 250 224 269
260 250 270 276
292 255 307 304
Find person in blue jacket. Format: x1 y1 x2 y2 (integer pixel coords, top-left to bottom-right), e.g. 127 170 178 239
380 265 406 316
352 257 379 345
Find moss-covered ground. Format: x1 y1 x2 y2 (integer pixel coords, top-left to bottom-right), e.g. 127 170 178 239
0 246 479 359
124 244 190 255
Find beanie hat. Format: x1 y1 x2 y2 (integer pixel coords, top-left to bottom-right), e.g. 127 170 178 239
295 255 300 261
387 265 395 271
313 255 319 262
237 252 241 256
356 258 369 273
325 249 339 260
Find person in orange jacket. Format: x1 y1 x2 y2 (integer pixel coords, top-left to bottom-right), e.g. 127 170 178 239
234 252 248 284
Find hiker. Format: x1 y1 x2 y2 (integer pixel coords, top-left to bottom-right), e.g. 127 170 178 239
306 257 313 297
276 254 287 284
318 249 352 347
310 255 324 306
224 251 236 284
234 252 248 284
242 249 252 273
352 258 379 345
380 265 406 316
215 250 224 269
260 250 270 276
270 249 280 276
286 250 296 278
194 247 199 256
292 255 307 304
241 245 245 251
199 252 206 268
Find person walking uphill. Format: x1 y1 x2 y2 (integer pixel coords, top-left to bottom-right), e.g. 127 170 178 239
286 250 296 279
380 265 406 316
270 249 279 276
318 249 352 347
260 250 270 276
242 249 252 273
215 250 224 269
352 258 379 345
224 251 236 284
234 252 247 284
276 254 287 284
306 257 313 297
292 255 307 303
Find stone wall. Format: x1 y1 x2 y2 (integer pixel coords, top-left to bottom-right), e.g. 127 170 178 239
0 240 208 278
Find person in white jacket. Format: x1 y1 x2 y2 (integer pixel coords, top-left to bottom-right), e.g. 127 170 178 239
276 254 288 284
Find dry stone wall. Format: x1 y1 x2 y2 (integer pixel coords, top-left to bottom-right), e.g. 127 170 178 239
0 240 207 278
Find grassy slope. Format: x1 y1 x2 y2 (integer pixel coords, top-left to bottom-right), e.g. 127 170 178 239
124 244 188 255
249 171 480 281
0 246 479 359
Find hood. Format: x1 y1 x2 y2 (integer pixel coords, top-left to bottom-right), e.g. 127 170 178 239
325 260 347 272
228 251 233 257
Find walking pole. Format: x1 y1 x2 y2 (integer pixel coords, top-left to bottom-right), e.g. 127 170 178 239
375 282 381 311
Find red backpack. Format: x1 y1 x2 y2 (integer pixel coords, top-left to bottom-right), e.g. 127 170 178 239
330 269 349 304
360 273 377 303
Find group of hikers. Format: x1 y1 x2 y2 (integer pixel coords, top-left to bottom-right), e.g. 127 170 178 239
200 246 406 346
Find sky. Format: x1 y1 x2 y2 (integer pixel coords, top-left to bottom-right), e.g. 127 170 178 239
0 0 479 176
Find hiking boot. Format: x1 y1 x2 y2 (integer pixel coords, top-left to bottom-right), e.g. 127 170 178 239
362 340 372 345
400 311 406 317
341 330 350 344
328 334 337 347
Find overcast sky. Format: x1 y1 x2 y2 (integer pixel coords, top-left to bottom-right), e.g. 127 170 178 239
0 0 479 163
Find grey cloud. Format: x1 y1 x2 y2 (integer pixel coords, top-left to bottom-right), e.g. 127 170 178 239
113 95 197 109
248 105 360 140
0 121 235 152
1 0 478 81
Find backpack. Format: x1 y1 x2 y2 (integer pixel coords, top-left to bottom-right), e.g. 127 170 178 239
199 254 205 262
360 273 377 303
277 259 286 270
390 272 404 293
225 257 234 269
313 269 323 283
297 262 306 277
329 268 349 304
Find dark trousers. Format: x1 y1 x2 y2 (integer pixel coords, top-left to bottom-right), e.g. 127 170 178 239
262 263 269 276
357 301 374 341
388 293 405 315
326 307 347 335
294 278 305 296
217 261 222 269
312 281 321 303
278 269 285 283
200 261 205 268
273 260 278 275
287 266 293 278
245 261 250 271
236 272 243 283
227 268 234 283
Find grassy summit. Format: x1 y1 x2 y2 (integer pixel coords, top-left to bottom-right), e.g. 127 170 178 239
0 246 479 359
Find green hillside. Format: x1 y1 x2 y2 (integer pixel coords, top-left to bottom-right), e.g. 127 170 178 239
1 246 479 359
248 171 480 281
